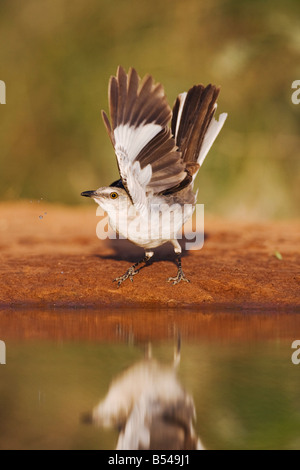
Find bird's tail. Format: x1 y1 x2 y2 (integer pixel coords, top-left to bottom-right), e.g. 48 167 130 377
171 85 227 179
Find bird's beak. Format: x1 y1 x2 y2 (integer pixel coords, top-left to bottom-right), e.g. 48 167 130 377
81 190 96 198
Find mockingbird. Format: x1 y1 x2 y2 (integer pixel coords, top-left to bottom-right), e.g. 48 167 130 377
82 66 227 286
83 340 204 450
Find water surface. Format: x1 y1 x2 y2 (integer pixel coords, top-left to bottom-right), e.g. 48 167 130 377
0 308 299 450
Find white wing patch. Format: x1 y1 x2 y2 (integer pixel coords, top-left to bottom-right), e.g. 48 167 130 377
114 122 161 212
175 92 187 140
114 123 162 163
127 161 152 215
197 111 228 168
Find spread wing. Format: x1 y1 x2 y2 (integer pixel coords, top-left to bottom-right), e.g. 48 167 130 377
171 85 228 180
102 66 187 212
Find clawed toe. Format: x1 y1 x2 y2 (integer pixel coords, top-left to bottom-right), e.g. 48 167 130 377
113 267 139 287
167 271 190 285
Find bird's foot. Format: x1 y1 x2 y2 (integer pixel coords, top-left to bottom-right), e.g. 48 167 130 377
113 266 140 287
168 269 190 285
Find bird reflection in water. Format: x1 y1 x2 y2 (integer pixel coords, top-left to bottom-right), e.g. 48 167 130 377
84 341 204 450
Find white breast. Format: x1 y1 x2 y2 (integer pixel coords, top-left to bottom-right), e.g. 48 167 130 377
108 199 195 249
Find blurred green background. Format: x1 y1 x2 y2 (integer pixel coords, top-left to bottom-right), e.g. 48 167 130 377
0 0 299 218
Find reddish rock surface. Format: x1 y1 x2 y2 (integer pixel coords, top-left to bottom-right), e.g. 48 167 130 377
0 201 299 310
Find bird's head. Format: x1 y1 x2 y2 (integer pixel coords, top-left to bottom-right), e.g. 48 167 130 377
81 187 129 213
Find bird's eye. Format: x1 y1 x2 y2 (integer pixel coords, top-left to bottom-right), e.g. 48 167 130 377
110 192 118 199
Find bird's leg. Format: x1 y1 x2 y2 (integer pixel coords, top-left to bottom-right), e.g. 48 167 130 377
114 251 154 287
168 255 190 285
168 240 190 285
